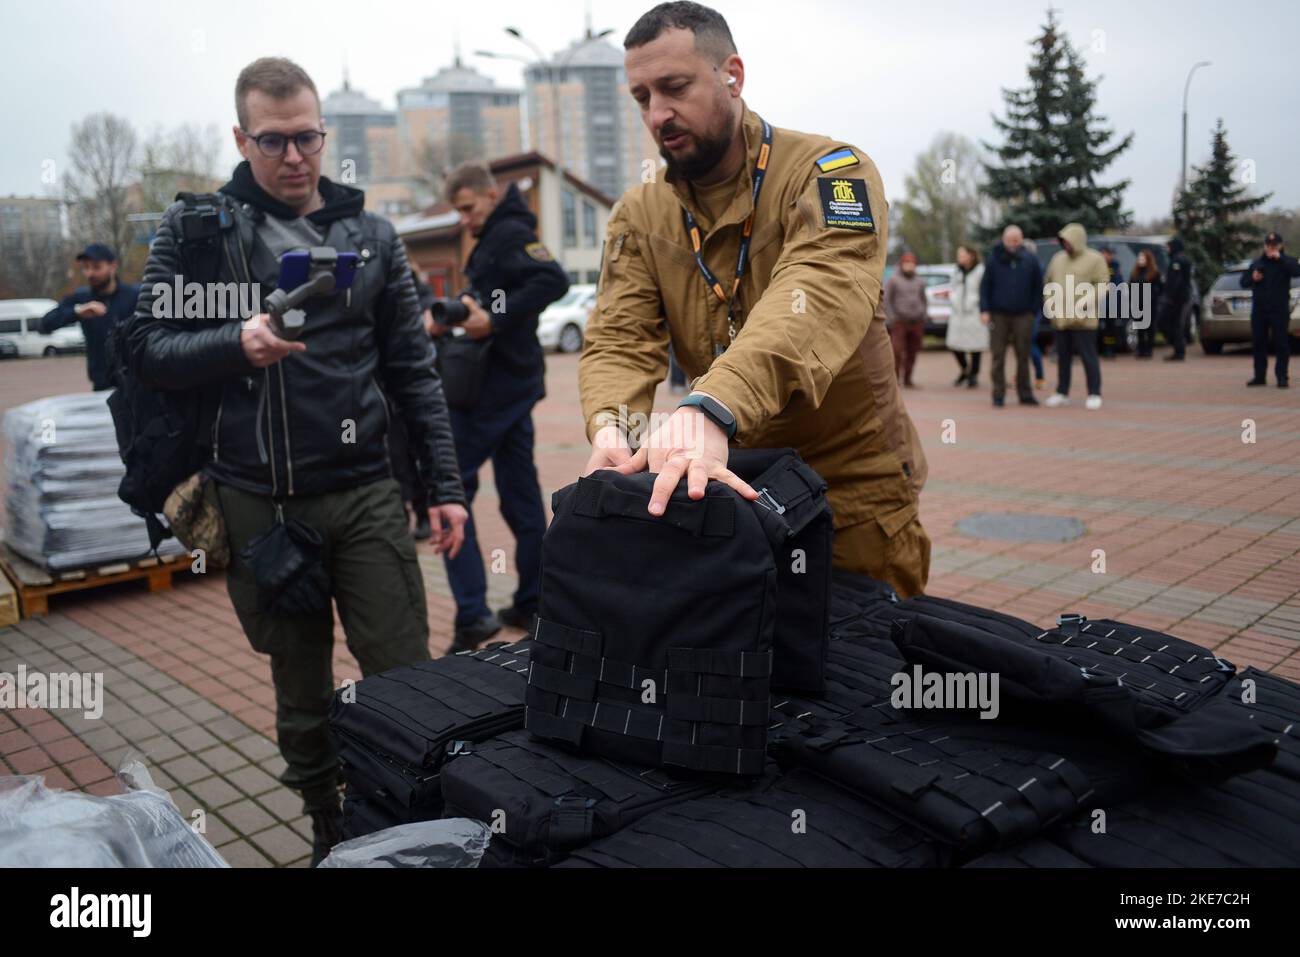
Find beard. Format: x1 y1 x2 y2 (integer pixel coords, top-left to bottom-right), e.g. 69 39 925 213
89 275 112 294
659 109 736 183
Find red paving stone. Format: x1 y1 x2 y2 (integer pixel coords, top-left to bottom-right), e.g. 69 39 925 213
2 343 1298 808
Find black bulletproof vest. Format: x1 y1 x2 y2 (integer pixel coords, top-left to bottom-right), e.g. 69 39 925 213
556 767 948 868
727 449 835 692
328 642 533 822
440 729 717 867
893 613 1277 781
526 469 777 776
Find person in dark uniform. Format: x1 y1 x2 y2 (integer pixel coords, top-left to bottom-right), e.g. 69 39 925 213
1242 231 1300 388
1159 236 1192 361
1097 245 1123 357
39 243 140 391
435 162 570 651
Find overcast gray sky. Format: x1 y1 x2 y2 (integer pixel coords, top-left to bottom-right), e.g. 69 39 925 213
2 0 1296 223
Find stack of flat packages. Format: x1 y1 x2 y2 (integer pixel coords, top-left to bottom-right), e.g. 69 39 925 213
331 572 1300 867
1 393 184 571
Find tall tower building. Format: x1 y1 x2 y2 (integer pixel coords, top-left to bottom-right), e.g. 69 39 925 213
320 75 412 214
522 36 658 202
397 59 522 192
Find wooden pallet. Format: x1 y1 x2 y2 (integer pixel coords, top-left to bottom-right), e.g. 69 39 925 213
0 542 188 619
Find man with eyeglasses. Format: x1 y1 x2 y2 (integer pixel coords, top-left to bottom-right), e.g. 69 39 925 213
127 57 468 866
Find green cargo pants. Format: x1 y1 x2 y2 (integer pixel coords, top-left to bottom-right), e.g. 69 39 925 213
216 477 431 810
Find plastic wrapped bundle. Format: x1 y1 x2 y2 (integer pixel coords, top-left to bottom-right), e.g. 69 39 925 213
1 392 186 571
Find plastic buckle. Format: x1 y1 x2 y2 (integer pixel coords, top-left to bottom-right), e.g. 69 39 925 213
1057 613 1087 627
447 740 472 757
1212 656 1235 673
753 487 785 514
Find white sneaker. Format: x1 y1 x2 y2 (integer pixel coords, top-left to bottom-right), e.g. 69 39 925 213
1044 394 1070 407
1085 395 1103 410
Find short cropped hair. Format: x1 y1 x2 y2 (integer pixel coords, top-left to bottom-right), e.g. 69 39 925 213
625 2 738 63
235 57 320 129
444 163 497 201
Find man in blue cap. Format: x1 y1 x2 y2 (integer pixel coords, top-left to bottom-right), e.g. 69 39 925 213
39 243 140 391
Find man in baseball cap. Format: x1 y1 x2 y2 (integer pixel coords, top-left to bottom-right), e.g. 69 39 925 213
1242 231 1300 388
39 243 139 391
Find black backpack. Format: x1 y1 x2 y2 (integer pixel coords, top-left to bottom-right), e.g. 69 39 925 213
525 468 779 776
106 191 241 550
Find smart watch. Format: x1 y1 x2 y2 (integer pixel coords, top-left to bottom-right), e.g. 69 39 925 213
678 393 737 439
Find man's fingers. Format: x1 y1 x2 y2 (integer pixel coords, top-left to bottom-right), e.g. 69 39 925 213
611 446 648 475
649 456 687 515
714 468 759 500
686 457 710 499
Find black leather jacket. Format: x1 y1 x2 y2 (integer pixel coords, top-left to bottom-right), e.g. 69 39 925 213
128 166 465 505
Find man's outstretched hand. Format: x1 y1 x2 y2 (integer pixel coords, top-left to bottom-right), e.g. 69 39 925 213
609 405 757 516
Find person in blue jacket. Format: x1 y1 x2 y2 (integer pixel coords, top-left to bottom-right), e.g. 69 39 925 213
1242 231 1300 388
39 243 140 391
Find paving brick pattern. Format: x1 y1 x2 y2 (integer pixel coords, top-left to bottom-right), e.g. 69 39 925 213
1 343 1297 866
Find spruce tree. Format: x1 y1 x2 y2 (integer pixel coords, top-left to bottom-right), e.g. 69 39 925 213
980 9 1133 243
1173 119 1271 297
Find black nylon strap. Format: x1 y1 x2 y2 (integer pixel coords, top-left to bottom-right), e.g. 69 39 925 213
528 660 598 701
573 476 735 538
668 647 773 679
524 707 585 746
548 799 596 850
662 740 767 776
667 692 769 726
533 617 603 657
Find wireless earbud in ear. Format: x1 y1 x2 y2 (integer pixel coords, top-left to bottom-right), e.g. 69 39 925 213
727 75 737 86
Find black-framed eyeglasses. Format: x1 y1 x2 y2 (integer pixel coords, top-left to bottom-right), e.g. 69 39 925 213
241 128 327 158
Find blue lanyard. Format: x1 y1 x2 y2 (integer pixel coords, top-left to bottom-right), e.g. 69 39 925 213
681 118 773 353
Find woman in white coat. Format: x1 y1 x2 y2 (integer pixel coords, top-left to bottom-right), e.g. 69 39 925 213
946 244 989 388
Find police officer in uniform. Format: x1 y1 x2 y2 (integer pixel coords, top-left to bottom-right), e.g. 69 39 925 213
580 2 930 597
1242 231 1300 388
437 163 570 649
1159 236 1193 361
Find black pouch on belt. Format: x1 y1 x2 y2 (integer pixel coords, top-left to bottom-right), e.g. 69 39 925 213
240 513 331 617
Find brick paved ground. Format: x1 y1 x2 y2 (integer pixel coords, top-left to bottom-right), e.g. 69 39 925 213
1 339 1297 866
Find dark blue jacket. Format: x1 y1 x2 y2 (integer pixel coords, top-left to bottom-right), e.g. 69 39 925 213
40 281 141 390
463 183 569 411
1240 253 1300 319
979 243 1044 315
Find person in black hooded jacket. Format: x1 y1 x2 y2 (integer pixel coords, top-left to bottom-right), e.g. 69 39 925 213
435 162 569 651
127 57 467 866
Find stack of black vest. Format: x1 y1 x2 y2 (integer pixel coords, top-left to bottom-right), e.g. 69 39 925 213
327 450 1300 867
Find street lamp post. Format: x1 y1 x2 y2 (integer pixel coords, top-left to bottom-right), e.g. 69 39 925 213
1180 61 1212 196
501 26 613 176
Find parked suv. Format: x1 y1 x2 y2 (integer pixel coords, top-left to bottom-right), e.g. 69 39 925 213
0 299 86 357
1200 261 1300 354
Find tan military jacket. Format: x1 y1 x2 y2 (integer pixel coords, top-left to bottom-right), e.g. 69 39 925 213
579 103 927 536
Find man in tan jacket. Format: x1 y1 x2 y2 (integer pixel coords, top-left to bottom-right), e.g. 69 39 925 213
578 2 930 597
1043 222 1111 410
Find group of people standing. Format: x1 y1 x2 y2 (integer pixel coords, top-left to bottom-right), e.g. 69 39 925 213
882 222 1254 409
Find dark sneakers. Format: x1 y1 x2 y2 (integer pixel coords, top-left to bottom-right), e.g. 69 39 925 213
449 613 503 655
1280 380 1291 389
309 801 343 867
497 605 538 633
1164 354 1185 362
993 396 1005 407
1247 378 1267 387
1019 395 1039 406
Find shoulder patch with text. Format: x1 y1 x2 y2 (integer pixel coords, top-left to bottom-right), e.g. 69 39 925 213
817 178 875 233
524 241 554 262
815 148 860 173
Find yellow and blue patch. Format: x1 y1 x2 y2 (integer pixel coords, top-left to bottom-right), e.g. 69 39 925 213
815 148 859 173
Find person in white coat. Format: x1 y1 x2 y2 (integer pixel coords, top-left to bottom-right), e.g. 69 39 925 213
947 244 989 388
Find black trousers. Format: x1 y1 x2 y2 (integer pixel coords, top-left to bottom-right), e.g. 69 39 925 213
1252 311 1292 383
1159 301 1187 357
952 350 982 378
1056 328 1101 397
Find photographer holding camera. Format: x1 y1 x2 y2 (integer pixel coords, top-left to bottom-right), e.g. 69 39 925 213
126 57 467 865
433 163 569 651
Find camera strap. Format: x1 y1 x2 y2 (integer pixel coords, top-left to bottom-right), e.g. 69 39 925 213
680 116 772 357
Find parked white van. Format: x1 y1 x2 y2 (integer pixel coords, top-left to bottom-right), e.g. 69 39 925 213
0 299 86 357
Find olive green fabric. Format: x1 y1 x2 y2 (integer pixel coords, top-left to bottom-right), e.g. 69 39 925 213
215 477 431 805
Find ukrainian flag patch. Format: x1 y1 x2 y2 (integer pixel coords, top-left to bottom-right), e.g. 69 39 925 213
815 148 859 173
